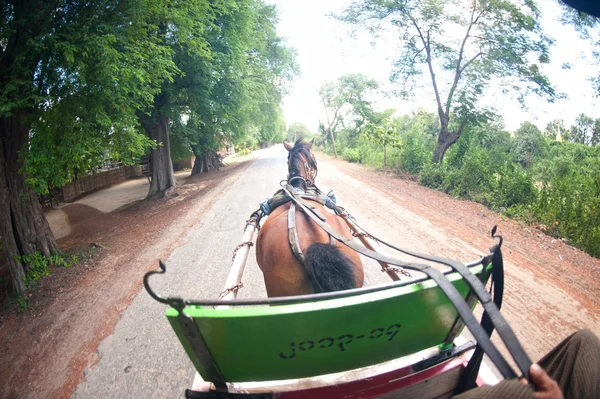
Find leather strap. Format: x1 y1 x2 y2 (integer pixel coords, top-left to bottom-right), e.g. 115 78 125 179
345 215 532 382
287 202 305 264
281 184 531 381
456 241 505 392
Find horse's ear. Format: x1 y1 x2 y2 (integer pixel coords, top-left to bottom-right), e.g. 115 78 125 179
283 141 292 151
307 138 315 149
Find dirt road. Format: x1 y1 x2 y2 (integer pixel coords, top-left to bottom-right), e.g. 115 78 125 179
1 146 598 398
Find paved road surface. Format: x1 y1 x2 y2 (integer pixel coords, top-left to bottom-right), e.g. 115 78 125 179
73 146 492 398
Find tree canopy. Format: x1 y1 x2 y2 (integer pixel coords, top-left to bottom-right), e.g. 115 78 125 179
0 0 295 294
318 73 380 156
336 0 557 162
152 0 297 179
1 0 179 294
286 123 313 142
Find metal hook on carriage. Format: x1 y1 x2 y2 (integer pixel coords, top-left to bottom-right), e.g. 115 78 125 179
491 225 503 246
143 260 172 306
489 225 503 266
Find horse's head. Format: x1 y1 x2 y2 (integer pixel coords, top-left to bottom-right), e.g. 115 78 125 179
283 138 317 189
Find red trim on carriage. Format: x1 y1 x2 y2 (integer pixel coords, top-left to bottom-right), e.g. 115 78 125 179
276 352 470 399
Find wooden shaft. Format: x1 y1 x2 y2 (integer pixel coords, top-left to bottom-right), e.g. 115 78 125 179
343 217 401 282
219 224 257 301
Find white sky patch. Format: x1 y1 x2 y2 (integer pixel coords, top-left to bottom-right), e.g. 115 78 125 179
268 0 600 133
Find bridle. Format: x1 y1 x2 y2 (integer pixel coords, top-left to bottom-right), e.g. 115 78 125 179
287 151 317 188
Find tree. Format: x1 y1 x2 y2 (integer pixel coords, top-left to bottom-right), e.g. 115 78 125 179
512 121 545 167
319 73 380 157
166 0 297 176
136 0 215 198
565 113 600 146
336 0 556 163
364 109 400 167
0 0 172 294
544 119 566 140
287 123 313 142
559 2 600 95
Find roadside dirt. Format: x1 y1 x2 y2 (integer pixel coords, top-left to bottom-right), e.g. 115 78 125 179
0 157 256 399
0 150 598 398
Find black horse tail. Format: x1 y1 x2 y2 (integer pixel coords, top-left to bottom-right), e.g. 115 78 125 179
304 243 357 293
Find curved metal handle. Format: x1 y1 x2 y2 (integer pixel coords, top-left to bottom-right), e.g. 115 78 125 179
490 225 503 251
143 260 170 305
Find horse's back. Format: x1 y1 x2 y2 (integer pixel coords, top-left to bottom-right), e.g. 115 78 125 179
256 203 313 296
256 201 364 296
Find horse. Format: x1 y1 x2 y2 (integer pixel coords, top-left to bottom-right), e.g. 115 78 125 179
255 139 364 297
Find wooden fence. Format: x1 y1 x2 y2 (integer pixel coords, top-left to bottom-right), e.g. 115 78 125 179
60 165 142 202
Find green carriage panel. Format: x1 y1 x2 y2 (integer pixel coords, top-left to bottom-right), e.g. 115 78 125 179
167 264 490 383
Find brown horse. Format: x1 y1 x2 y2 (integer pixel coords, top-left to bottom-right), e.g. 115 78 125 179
255 139 364 297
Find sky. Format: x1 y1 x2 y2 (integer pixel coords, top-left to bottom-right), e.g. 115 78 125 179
265 0 600 132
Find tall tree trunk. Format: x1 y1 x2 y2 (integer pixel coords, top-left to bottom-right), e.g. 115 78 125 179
328 127 338 158
0 111 60 294
322 98 338 158
140 92 177 199
433 123 461 164
191 147 222 176
146 114 177 198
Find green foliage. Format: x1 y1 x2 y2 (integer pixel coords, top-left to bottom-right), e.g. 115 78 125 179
397 130 431 174
533 142 600 256
15 251 78 288
287 123 313 142
319 74 380 145
16 296 28 313
342 147 362 163
449 148 493 202
2 0 179 193
512 122 546 167
5 0 296 194
492 167 537 209
338 110 600 258
564 114 600 146
15 252 51 287
166 0 297 160
419 163 449 190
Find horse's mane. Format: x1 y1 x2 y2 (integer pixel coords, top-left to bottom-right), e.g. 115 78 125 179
288 139 317 188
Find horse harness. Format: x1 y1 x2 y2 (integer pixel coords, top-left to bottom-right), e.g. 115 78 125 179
260 182 337 265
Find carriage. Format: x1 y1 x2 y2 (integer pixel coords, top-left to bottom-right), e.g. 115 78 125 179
143 140 532 398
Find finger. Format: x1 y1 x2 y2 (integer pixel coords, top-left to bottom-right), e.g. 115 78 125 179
530 364 564 399
520 377 528 386
530 363 552 390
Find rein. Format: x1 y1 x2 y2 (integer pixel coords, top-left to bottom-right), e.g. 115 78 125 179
279 182 532 383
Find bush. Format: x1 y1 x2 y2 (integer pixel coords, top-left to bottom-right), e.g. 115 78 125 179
505 203 537 225
419 163 448 191
448 149 493 202
342 147 361 163
398 131 430 174
345 141 383 167
491 167 537 209
332 114 600 259
533 154 600 256
15 250 77 288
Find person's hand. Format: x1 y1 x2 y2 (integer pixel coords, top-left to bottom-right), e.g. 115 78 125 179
523 363 564 399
